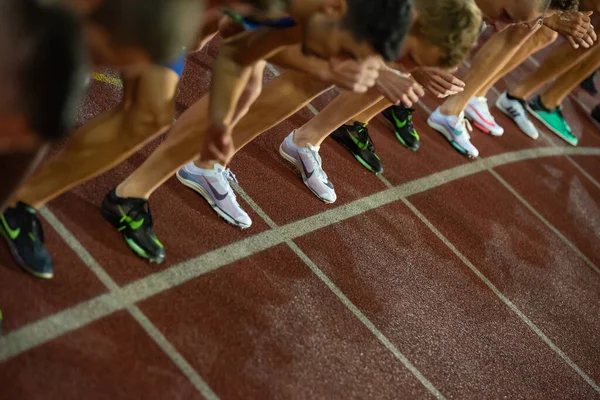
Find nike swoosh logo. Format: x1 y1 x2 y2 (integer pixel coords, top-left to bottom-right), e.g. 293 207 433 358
299 156 314 180
130 218 144 230
205 179 229 201
1 216 20 240
391 111 408 128
347 130 368 150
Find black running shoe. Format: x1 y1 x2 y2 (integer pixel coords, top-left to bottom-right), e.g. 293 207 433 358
330 122 383 174
382 105 420 151
580 71 598 96
591 104 600 124
0 202 53 279
101 189 165 264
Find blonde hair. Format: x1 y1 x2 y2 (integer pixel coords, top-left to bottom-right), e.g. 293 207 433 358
413 0 482 68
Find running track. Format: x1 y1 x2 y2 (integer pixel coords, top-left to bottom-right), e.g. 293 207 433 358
1 34 600 399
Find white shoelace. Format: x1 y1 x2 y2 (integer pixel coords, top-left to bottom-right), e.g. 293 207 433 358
306 145 329 182
455 116 473 140
219 168 242 207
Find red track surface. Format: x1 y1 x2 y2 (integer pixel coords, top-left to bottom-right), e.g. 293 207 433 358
1 36 600 399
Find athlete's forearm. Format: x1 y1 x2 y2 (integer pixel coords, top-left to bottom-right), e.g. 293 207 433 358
209 27 297 133
268 45 331 81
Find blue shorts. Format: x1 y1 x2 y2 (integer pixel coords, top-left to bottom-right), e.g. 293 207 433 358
164 53 186 77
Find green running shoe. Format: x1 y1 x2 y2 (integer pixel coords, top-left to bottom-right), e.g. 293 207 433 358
382 105 420 151
101 189 165 264
527 95 578 146
330 122 383 174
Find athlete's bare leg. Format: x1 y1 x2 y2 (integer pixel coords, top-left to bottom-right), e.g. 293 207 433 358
116 70 332 199
439 24 537 116
293 89 385 147
541 45 600 108
16 66 179 209
475 26 558 97
348 98 394 125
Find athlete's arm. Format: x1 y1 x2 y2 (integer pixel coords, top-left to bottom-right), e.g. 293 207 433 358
269 45 381 92
209 26 299 135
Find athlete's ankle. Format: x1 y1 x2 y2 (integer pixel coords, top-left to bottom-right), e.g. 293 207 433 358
194 160 216 170
291 128 319 148
539 93 560 111
115 184 148 201
506 92 525 102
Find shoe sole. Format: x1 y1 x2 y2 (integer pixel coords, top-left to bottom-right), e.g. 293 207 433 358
279 143 336 204
176 171 252 229
427 119 477 159
495 100 539 140
465 107 504 137
0 228 53 279
100 207 165 264
525 103 578 146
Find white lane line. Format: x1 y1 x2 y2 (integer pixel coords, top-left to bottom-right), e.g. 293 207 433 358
234 166 444 398
566 155 600 189
489 169 600 274
286 241 446 400
34 208 219 399
2 146 600 362
401 198 600 393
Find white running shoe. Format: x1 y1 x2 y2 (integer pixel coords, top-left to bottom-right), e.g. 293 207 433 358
176 163 252 229
279 131 337 203
428 109 480 158
495 91 539 140
465 96 504 136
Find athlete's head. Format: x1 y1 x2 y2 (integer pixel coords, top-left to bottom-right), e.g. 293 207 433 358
0 0 85 152
74 0 205 67
398 0 482 70
475 0 551 31
550 0 579 11
301 0 413 62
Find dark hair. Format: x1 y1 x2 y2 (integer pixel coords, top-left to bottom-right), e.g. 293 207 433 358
7 0 86 141
343 0 413 61
89 0 205 64
550 0 579 11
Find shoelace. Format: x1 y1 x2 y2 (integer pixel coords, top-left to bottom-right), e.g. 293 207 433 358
123 199 154 229
220 168 243 207
355 123 376 152
456 116 473 139
23 209 45 244
306 144 330 182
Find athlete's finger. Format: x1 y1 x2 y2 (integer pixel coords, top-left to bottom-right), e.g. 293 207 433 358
567 36 580 49
407 90 420 104
401 94 413 108
432 74 464 92
428 81 448 97
435 70 465 87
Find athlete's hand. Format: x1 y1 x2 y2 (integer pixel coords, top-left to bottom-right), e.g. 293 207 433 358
566 25 598 49
375 69 424 107
546 11 596 48
201 123 235 166
411 67 465 98
323 56 381 92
